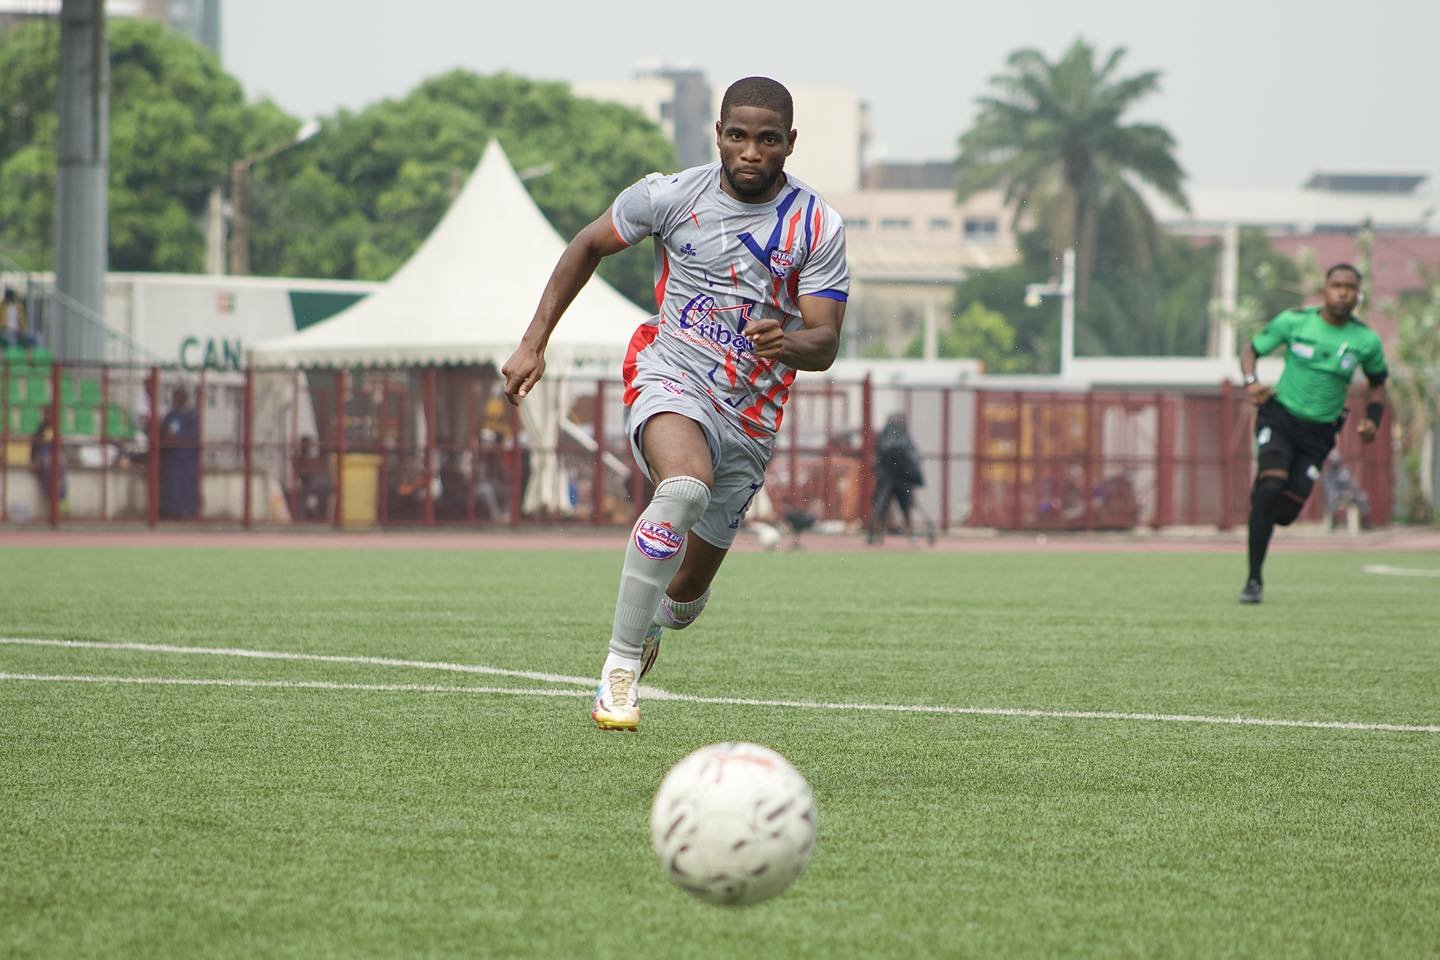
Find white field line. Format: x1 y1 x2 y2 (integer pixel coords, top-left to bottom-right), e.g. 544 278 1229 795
0 673 589 699
0 637 596 687
1363 564 1440 578
3 637 1438 734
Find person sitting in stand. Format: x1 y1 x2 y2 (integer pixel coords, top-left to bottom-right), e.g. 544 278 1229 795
295 435 334 521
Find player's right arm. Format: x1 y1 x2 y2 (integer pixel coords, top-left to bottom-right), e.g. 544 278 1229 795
1240 311 1295 407
501 207 630 404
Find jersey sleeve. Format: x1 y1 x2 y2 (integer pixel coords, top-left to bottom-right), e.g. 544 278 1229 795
1251 310 1296 356
1361 336 1389 378
610 174 662 246
797 205 849 301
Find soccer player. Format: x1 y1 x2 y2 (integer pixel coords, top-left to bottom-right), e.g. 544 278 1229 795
1237 263 1388 603
501 77 849 730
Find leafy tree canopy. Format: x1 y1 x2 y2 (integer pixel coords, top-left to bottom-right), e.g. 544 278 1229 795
0 18 293 272
0 26 677 308
956 39 1189 311
248 71 677 307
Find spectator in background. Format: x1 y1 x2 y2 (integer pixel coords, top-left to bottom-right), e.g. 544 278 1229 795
1321 451 1372 530
295 435 334 521
30 408 66 512
2 287 34 348
868 413 924 545
159 385 199 519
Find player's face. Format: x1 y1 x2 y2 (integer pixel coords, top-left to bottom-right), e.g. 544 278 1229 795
1322 270 1360 320
716 106 795 203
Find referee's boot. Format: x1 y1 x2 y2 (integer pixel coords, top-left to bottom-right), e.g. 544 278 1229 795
1238 578 1263 604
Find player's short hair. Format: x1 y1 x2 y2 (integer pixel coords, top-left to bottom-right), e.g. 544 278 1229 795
1326 262 1363 282
720 77 794 129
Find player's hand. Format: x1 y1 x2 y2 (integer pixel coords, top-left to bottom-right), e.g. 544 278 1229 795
747 319 785 360
501 342 545 405
1357 418 1378 444
1246 381 1273 407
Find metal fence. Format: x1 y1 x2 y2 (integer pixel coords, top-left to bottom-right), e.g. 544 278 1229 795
0 356 1392 531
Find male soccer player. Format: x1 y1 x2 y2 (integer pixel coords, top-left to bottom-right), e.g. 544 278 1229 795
501 77 849 729
1237 263 1387 603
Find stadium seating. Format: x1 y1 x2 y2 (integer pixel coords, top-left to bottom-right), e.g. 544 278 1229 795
0 346 135 443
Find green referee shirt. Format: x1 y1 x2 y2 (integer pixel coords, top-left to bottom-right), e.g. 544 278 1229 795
1251 307 1387 423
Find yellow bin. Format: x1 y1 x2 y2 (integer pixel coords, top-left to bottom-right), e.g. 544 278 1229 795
340 453 382 528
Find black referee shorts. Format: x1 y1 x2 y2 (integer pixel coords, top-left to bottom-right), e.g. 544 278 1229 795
1254 398 1339 486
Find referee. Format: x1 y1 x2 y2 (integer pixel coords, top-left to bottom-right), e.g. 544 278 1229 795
1237 263 1388 603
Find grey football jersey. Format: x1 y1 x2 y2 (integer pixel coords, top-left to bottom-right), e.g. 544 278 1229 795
610 161 849 443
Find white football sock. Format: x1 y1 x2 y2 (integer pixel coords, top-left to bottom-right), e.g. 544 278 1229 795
601 650 642 681
609 475 710 659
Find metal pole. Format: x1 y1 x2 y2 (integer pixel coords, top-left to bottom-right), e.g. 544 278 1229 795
1215 223 1239 360
1010 390 1024 529
195 370 205 520
99 365 109 521
1218 380 1235 531
591 380 605 526
1083 391 1097 530
333 370 345 528
54 0 109 364
146 367 159 527
1155 393 1174 530
228 160 251 276
1060 247 1076 380
860 375 874 532
423 368 436 526
1 361 10 524
508 403 522 526
940 387 951 531
49 363 62 527
242 368 254 528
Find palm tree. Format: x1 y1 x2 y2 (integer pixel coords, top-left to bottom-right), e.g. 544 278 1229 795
956 40 1189 310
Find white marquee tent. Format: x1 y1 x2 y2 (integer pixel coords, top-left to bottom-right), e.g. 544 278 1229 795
249 140 650 515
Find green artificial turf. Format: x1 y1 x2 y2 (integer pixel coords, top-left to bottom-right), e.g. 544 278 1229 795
2 545 1437 958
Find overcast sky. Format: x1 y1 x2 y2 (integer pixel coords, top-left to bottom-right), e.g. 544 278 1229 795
223 0 1437 190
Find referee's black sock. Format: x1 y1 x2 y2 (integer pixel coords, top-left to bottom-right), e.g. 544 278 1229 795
1247 476 1285 584
1247 509 1273 585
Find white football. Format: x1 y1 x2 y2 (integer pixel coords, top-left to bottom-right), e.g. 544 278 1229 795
752 522 782 551
650 742 816 907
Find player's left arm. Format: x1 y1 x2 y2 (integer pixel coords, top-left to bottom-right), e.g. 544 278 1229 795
749 295 846 371
750 209 849 371
1356 345 1389 444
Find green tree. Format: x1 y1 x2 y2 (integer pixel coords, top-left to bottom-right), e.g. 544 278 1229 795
1387 274 1440 522
248 71 676 308
946 230 1061 372
955 39 1189 310
0 19 295 272
904 301 1029 373
946 226 1306 366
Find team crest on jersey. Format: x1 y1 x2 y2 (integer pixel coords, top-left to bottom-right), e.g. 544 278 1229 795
768 248 796 278
1340 354 1357 371
635 520 684 560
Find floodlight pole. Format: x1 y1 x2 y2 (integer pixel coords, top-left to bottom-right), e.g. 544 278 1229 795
54 0 108 363
1025 246 1076 379
227 122 320 275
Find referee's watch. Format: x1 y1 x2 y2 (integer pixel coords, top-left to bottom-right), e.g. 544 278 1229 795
1243 374 1258 386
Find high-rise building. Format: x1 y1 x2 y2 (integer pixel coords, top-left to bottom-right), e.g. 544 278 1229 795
574 66 713 168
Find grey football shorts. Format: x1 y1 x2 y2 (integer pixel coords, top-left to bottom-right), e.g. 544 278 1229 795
624 373 770 550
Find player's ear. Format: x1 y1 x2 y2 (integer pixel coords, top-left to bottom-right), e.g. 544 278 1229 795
786 129 797 157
